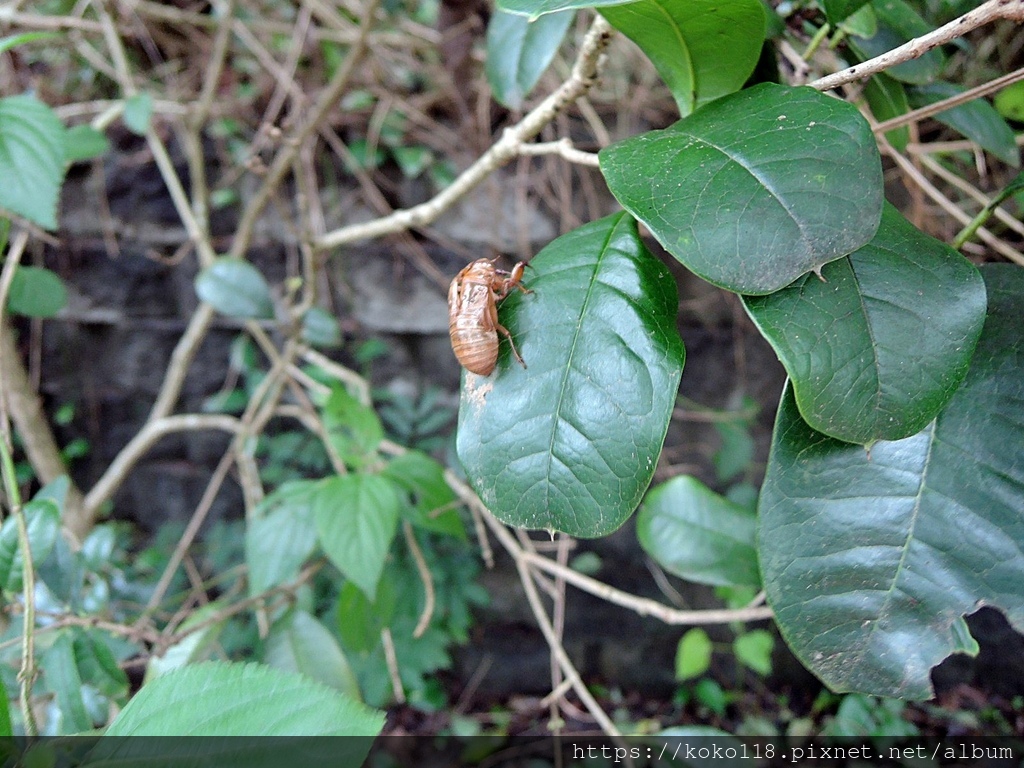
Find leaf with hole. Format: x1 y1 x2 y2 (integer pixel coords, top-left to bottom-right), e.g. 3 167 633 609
486 9 574 110
743 204 986 444
315 474 400 600
457 212 684 537
600 83 883 294
758 264 1024 699
195 257 275 319
599 0 765 117
0 95 66 230
6 266 67 318
638 476 759 587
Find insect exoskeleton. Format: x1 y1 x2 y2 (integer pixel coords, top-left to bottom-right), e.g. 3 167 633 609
448 258 532 376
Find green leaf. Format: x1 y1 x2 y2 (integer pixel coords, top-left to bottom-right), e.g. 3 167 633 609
759 263 1024 699
0 32 58 55
195 257 275 319
638 476 760 587
497 0 631 19
994 80 1024 123
733 629 773 676
315 474 400 600
391 145 433 179
122 92 153 135
599 0 765 117
862 73 910 151
713 420 755 483
100 662 384 737
302 307 342 348
486 9 574 110
6 266 67 318
0 499 60 593
322 385 383 468
743 204 987 444
64 125 109 163
0 676 11 737
73 629 129 698
823 0 871 24
675 628 712 681
337 578 395 653
265 610 361 701
43 631 92 734
908 82 1020 167
600 83 883 294
0 95 66 230
382 451 465 539
456 212 684 537
246 481 320 597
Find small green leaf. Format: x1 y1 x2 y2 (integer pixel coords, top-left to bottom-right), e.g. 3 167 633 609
759 264 1024 699
744 204 987 444
6 266 67 318
265 610 361 701
64 125 109 163
315 474 401 600
322 385 383 468
246 481 320 597
302 306 342 348
908 82 1020 167
675 628 712 681
383 451 465 539
0 32 58 55
638 476 760 588
733 629 773 676
0 499 60 593
0 94 66 230
195 257 275 319
123 92 153 135
73 629 129 698
457 213 684 537
337 578 396 653
600 83 883 294
862 73 910 151
599 0 765 117
994 80 1024 122
99 662 384 737
43 631 92 734
391 145 433 179
486 9 574 110
713 420 755 483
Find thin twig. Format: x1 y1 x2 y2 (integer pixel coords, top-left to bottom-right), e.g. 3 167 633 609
809 0 1024 92
403 522 436 638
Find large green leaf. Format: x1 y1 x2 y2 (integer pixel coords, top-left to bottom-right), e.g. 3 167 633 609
637 475 760 587
759 264 1024 699
0 499 60 593
194 257 275 319
99 662 383 739
743 204 986 445
457 212 684 537
599 0 765 118
486 9 574 110
314 474 400 599
246 481 320 598
0 94 66 230
600 83 883 295
908 82 1020 167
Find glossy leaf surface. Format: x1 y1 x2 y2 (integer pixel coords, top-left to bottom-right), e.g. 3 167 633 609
759 264 1024 699
600 83 883 294
457 213 684 537
637 476 760 587
486 9 574 110
744 204 986 444
599 0 765 117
